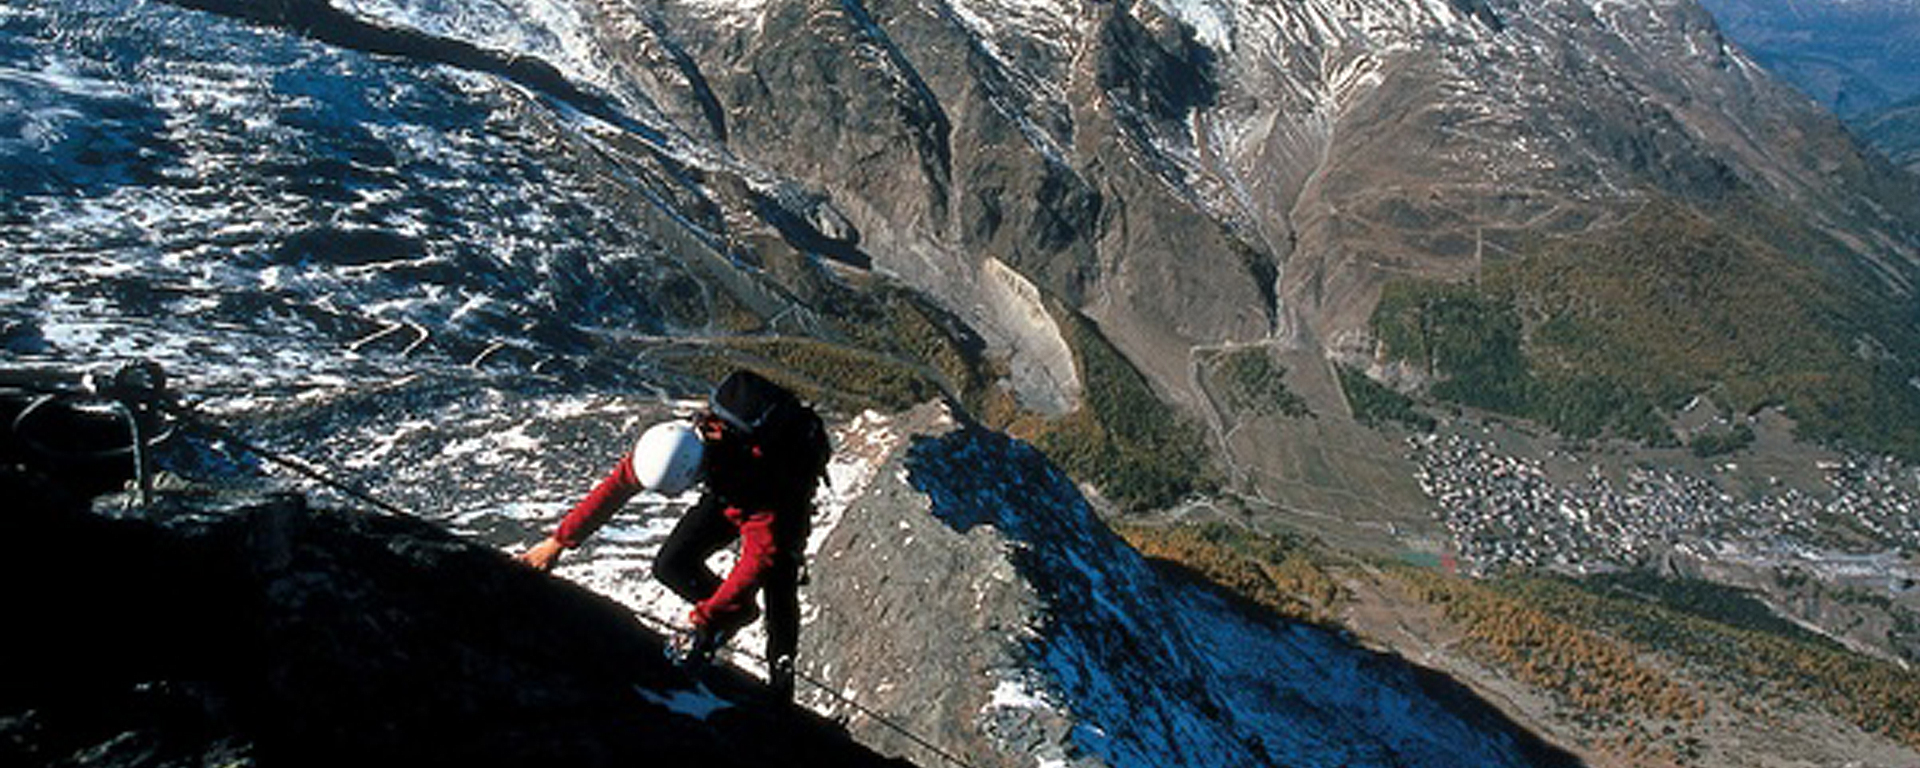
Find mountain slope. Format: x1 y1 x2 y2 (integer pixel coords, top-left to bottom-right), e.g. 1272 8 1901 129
10 1 1920 766
1694 0 1920 118
1858 95 1920 174
798 404 1579 767
10 0 1920 498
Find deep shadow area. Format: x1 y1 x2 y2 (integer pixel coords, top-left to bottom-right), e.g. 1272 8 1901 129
0 382 908 768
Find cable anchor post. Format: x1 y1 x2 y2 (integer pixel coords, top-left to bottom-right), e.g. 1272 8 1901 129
85 360 175 510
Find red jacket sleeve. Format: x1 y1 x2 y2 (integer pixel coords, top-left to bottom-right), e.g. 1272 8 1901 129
689 507 781 631
553 453 642 548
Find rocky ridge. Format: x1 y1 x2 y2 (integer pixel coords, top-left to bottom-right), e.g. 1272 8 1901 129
0 374 908 766
0 480 909 767
0 376 1577 768
797 403 1580 767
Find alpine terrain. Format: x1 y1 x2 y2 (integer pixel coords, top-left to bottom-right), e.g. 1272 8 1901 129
1693 0 1920 171
7 0 1920 765
1692 0 1920 117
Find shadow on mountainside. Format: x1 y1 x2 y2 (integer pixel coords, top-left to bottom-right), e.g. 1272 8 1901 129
903 420 1586 768
1141 556 1586 768
0 389 908 768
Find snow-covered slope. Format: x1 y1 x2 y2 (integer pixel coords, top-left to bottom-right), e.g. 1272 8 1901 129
2 0 837 404
4 0 676 390
11 0 1918 439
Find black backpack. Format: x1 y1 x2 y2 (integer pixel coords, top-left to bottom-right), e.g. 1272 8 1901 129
706 370 832 509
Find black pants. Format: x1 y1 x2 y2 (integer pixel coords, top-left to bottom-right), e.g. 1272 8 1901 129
652 494 807 663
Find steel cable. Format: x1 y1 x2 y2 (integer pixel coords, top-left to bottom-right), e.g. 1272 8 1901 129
6 362 980 768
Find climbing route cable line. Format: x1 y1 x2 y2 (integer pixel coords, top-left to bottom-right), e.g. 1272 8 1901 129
4 359 980 768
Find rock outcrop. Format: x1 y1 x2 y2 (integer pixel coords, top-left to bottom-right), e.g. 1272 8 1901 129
0 442 908 767
798 404 1580 767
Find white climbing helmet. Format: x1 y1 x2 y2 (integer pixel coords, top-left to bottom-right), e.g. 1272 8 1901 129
630 420 705 494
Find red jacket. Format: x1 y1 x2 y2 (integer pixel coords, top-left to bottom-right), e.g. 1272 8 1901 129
552 453 643 549
553 455 786 631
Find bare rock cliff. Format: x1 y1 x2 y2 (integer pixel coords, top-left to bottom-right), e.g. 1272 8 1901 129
798 404 1581 768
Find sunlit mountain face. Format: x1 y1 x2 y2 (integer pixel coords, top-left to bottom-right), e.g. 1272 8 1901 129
10 0 1920 466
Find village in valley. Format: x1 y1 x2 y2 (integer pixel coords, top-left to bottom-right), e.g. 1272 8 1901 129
1407 430 1920 592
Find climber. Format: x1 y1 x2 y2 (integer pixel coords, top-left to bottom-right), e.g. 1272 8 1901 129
519 369 831 701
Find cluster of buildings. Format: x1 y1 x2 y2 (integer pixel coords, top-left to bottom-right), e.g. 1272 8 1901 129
1407 433 1920 578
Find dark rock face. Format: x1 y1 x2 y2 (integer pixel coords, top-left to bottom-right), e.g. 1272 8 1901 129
0 464 907 767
